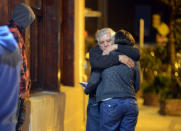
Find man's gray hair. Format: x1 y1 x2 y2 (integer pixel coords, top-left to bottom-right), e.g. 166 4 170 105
95 28 115 45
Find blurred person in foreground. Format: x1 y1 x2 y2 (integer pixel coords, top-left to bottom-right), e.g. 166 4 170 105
85 28 140 131
7 3 35 131
0 25 21 131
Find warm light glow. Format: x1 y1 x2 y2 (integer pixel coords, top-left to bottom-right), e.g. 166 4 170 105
178 63 181 68
175 63 179 69
154 71 158 75
151 51 155 56
175 72 179 77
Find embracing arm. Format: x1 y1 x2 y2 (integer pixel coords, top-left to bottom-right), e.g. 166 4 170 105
84 70 101 95
103 44 140 61
117 45 140 61
89 46 120 70
89 45 137 70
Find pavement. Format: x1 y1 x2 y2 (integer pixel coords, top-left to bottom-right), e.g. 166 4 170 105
136 98 181 131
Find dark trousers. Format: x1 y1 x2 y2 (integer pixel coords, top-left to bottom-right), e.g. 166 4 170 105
100 98 138 131
86 97 100 131
16 98 26 131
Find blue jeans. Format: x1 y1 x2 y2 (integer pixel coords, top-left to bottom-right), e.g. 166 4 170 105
100 98 138 131
86 97 100 131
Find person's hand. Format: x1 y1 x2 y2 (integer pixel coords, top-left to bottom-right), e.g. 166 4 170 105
119 55 134 68
19 92 27 99
19 90 30 98
103 44 118 55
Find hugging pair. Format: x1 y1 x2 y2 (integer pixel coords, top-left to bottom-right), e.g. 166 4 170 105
85 28 140 131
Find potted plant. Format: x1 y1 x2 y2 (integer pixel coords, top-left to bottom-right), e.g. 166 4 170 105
159 66 181 115
142 80 160 107
157 0 181 116
140 46 163 107
142 73 171 107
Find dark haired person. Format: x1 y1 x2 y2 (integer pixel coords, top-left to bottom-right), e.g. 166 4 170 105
97 29 140 131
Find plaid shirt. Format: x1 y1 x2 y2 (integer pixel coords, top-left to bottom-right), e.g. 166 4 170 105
8 20 31 97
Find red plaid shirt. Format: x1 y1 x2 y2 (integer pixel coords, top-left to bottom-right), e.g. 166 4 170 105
8 20 31 97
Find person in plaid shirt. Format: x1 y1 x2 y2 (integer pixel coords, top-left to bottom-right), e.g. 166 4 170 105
8 23 31 98
8 3 35 131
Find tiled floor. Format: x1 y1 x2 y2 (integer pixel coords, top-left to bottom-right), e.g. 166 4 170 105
136 99 181 131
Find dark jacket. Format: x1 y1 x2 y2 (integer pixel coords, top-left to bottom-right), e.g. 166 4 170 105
96 56 140 102
85 44 140 96
89 45 140 70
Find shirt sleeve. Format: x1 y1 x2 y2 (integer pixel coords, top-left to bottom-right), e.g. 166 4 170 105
84 70 101 94
89 46 120 70
117 45 140 61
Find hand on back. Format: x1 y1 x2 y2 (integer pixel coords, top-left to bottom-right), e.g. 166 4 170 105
119 55 134 68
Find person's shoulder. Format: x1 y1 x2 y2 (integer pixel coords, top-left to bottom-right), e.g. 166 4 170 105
89 45 100 53
90 45 99 50
118 44 133 48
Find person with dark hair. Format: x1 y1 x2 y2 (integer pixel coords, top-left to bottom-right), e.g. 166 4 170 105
96 29 140 131
0 25 21 131
7 3 35 131
85 28 140 131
